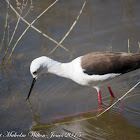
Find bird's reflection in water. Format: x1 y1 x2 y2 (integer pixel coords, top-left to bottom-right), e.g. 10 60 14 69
27 98 125 140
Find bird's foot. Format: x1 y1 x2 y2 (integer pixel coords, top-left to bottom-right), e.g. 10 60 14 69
98 103 105 111
112 98 124 109
108 87 124 108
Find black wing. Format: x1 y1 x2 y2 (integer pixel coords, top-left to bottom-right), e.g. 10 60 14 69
81 52 140 75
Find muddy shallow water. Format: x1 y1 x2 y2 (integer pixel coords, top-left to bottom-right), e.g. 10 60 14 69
0 0 140 139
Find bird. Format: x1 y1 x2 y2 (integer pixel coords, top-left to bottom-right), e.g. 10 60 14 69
26 51 140 104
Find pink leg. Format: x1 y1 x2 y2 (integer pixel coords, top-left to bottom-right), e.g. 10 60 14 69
98 90 103 104
108 87 115 98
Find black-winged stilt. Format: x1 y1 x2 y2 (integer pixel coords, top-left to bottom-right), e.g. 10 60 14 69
26 51 140 104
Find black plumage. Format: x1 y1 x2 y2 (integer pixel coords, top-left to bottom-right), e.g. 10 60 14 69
81 52 140 75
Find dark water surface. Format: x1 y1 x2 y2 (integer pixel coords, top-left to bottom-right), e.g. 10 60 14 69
0 0 140 139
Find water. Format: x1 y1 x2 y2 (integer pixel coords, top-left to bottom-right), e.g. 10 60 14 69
0 0 140 139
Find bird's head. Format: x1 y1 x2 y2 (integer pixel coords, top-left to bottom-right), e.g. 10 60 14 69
26 56 53 100
30 56 48 79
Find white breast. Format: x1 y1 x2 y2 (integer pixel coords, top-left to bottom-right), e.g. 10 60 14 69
66 57 120 87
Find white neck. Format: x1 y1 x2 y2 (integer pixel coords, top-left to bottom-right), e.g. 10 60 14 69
47 59 71 79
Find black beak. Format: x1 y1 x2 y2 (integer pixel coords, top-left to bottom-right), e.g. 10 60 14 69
26 78 36 101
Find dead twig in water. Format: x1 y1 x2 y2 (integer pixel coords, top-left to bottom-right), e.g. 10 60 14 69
50 0 87 54
5 0 71 62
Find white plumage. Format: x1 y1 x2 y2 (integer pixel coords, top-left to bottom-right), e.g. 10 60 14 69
26 51 140 104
